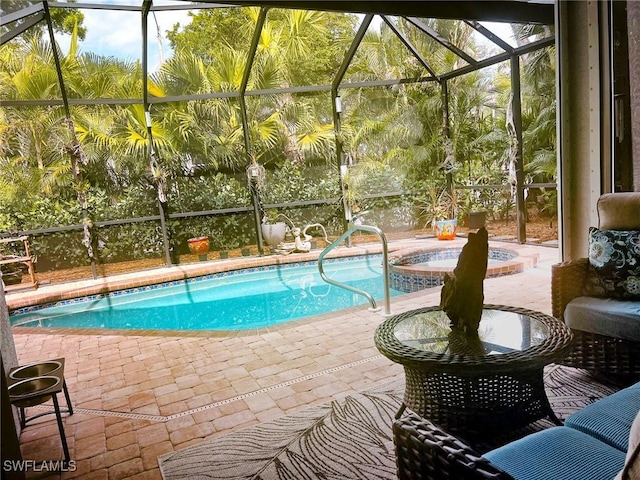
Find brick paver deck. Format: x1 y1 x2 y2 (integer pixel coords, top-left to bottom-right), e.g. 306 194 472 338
5 237 560 480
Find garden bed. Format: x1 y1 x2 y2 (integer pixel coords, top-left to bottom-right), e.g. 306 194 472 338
5 218 557 289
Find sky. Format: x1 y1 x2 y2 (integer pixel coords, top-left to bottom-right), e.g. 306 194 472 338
53 2 515 74
56 1 194 72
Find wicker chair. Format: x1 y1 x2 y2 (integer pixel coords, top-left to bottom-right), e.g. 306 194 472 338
551 192 640 379
393 411 513 480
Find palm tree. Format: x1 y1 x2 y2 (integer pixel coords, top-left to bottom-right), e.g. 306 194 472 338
0 35 77 223
511 24 557 219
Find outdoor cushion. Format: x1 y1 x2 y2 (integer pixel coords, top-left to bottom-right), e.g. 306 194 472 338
615 410 640 480
564 296 640 342
583 228 640 300
564 382 640 451
597 193 640 231
483 426 626 480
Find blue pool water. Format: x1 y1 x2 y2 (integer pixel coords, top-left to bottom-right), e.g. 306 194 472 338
10 256 403 331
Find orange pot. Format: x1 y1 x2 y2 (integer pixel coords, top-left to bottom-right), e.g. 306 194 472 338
187 236 210 255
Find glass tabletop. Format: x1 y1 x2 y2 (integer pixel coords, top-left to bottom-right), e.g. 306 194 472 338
393 308 549 356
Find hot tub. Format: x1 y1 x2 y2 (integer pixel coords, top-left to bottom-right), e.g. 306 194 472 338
388 246 538 293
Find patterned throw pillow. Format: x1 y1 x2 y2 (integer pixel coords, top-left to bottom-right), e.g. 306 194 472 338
583 227 640 299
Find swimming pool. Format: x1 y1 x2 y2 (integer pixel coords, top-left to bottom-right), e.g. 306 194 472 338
10 256 403 331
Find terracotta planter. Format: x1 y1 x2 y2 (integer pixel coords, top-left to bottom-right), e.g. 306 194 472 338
435 219 458 240
187 236 210 255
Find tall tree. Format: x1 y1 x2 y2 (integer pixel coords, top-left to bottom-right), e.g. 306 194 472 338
166 6 355 168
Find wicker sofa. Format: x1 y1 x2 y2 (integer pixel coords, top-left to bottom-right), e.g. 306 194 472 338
551 192 640 378
393 381 640 480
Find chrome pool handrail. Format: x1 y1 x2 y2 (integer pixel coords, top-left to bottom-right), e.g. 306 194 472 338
317 223 391 316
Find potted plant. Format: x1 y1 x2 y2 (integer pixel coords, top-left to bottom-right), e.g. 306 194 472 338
0 257 27 285
261 209 288 247
187 236 210 261
420 186 458 240
457 193 488 231
466 210 486 229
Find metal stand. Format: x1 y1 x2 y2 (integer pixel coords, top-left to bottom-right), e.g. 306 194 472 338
7 358 73 463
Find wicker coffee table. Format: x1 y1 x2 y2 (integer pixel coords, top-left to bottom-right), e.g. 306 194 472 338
375 304 573 440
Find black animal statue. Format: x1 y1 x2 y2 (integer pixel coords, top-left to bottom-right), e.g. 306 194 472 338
439 227 489 335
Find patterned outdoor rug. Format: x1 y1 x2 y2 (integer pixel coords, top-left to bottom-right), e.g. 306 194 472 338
158 365 621 480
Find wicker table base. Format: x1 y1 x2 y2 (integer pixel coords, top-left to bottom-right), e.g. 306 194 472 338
375 305 573 441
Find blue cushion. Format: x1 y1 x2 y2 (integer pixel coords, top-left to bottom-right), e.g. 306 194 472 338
564 296 640 341
483 426 625 480
564 382 640 451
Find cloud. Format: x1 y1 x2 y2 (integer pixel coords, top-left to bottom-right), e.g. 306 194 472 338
56 4 193 72
83 10 141 58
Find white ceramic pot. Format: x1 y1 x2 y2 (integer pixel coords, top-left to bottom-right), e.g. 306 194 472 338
261 222 287 246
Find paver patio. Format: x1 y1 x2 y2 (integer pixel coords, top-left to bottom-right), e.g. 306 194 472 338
5 237 560 480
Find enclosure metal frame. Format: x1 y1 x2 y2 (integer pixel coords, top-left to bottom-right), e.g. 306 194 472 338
0 0 555 274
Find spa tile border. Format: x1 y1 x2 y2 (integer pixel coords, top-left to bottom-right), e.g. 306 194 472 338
387 242 540 293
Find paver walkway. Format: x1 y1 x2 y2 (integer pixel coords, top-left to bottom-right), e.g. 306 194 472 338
5 237 560 480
